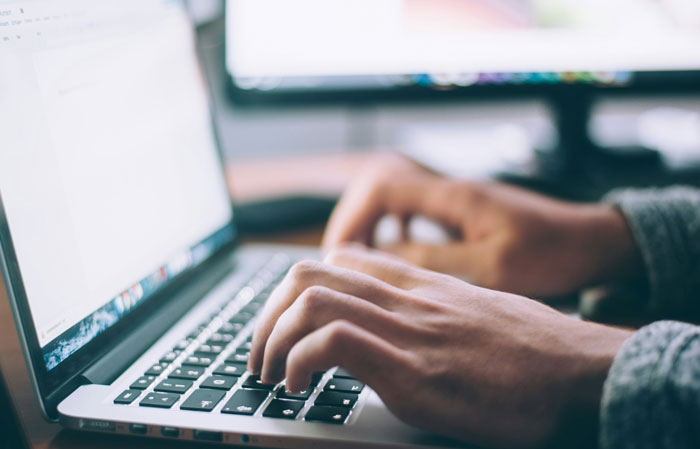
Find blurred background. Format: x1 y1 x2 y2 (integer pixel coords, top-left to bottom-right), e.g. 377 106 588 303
187 0 700 232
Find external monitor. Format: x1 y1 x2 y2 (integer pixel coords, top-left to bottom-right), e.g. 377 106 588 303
225 0 700 168
226 0 700 97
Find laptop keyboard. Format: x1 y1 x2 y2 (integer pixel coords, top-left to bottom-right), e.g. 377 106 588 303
114 254 364 425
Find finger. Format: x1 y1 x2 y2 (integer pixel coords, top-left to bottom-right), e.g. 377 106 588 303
260 285 407 384
381 242 484 278
284 319 413 395
324 244 427 289
248 260 409 374
322 179 386 250
322 175 461 252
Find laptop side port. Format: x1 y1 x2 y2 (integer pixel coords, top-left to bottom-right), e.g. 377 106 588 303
193 430 222 442
161 427 179 438
128 423 147 435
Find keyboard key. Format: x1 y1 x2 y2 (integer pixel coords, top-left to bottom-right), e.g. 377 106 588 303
114 390 140 404
263 399 304 419
219 322 244 335
130 375 156 390
315 391 357 408
333 368 355 379
180 389 225 412
230 311 254 324
212 362 246 377
324 379 364 394
235 346 250 356
240 303 261 315
309 371 325 387
186 326 207 340
140 392 179 408
160 351 179 363
144 363 168 376
195 344 224 356
221 389 269 415
227 353 249 363
276 388 312 400
174 339 190 350
182 355 214 367
206 333 234 345
241 375 276 390
154 379 193 394
226 348 250 363
200 376 237 390
169 367 204 380
304 405 350 424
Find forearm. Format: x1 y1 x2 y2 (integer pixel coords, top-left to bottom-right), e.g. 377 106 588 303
573 203 644 287
600 321 700 449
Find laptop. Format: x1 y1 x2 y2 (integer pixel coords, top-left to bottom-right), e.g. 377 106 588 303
0 1 466 448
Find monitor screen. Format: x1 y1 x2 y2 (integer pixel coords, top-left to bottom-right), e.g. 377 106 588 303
226 0 700 93
0 0 234 370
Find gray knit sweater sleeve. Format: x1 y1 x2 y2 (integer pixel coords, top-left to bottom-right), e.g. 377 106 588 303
600 321 700 449
603 187 700 318
599 187 700 449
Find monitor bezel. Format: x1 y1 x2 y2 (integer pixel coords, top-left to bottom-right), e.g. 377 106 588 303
0 1 238 421
222 0 700 106
226 69 700 106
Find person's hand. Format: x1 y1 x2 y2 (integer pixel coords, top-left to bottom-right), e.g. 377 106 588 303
322 154 642 298
248 245 633 449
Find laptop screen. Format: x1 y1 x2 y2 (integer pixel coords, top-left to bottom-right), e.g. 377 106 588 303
0 0 234 371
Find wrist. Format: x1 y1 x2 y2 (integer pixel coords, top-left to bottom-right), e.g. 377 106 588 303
550 321 633 447
573 204 644 287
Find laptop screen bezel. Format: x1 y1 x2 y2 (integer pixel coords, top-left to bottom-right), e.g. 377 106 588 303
0 2 239 421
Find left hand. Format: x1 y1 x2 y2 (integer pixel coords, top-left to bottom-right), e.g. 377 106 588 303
321 154 641 298
248 245 632 449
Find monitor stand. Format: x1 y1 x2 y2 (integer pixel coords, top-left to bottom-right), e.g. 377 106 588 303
498 90 691 202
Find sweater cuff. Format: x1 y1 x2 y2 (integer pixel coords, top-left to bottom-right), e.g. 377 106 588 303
600 320 700 449
603 187 700 316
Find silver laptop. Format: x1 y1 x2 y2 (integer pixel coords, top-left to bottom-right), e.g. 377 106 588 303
0 1 466 448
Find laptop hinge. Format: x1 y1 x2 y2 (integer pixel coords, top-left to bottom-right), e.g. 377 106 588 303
82 253 237 385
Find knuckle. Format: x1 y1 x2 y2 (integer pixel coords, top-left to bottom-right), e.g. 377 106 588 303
323 247 346 265
325 244 364 265
274 306 297 331
288 260 322 284
296 285 330 314
360 170 389 198
323 320 355 351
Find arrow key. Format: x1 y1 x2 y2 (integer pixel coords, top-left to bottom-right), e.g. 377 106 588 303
140 392 180 408
304 405 349 424
263 399 304 420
